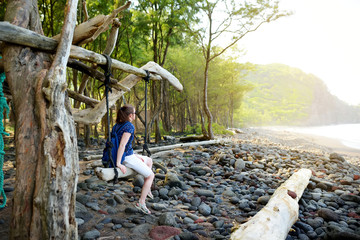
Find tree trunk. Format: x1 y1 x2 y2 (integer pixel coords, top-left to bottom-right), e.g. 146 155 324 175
203 60 214 139
162 80 171 132
4 0 79 238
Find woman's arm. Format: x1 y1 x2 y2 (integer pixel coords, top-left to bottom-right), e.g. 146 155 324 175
116 132 131 173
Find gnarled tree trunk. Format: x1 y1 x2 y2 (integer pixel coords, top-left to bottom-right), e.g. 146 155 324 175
4 0 79 238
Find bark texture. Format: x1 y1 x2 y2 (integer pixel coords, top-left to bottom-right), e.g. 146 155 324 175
230 168 312 240
4 0 79 238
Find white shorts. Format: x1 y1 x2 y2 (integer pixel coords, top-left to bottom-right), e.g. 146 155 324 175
123 154 153 178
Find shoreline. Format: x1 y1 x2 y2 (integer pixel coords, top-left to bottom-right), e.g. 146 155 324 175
238 127 360 165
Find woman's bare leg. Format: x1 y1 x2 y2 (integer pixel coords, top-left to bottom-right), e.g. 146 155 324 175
139 172 154 205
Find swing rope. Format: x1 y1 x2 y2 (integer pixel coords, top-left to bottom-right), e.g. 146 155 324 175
121 71 151 156
0 70 10 209
100 54 118 184
142 70 151 157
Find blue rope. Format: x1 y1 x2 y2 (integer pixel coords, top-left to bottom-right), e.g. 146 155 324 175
0 68 10 208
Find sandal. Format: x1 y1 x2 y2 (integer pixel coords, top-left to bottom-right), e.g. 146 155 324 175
135 202 151 215
147 192 154 200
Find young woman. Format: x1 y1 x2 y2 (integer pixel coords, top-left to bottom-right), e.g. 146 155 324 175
115 104 154 214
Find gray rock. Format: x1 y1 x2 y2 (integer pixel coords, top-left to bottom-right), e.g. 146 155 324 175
183 217 195 224
202 152 211 158
131 223 153 235
151 203 168 211
158 212 177 226
329 153 345 162
168 188 182 197
306 217 323 229
106 198 117 207
75 201 88 213
298 234 310 240
95 223 104 230
326 224 360 240
189 166 212 176
222 189 236 197
112 224 123 230
195 189 214 197
165 172 182 188
133 175 145 187
107 207 117 214
125 207 140 214
76 194 93 205
75 218 84 226
311 193 322 201
340 194 360 203
238 200 250 210
254 189 265 196
82 229 100 240
159 188 169 198
295 221 314 232
191 197 202 207
213 220 225 229
257 195 270 205
230 197 240 204
85 202 100 211
318 208 339 222
198 203 211 216
122 222 136 228
114 195 125 204
234 159 245 171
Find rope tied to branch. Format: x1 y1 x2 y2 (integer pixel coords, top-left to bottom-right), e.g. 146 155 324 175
100 54 118 184
0 69 10 208
142 70 151 157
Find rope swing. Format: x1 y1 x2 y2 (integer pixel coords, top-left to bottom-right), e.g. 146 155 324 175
142 70 151 157
0 68 10 209
100 54 118 184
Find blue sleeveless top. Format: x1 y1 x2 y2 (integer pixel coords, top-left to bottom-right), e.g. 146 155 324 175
115 121 135 163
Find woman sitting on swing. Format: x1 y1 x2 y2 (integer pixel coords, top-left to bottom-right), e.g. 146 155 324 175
115 104 154 214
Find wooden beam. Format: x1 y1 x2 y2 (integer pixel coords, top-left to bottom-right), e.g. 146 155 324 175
67 59 130 92
67 89 100 107
230 168 312 240
0 22 166 84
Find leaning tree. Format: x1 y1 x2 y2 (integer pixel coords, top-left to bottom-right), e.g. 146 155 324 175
1 0 182 238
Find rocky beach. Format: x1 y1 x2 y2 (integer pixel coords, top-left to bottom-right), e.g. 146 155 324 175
1 128 359 240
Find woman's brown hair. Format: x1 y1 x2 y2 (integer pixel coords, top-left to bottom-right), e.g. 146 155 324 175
116 104 135 123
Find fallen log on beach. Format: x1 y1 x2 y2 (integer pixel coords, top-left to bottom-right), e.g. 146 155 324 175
84 138 231 161
92 139 232 181
230 168 312 240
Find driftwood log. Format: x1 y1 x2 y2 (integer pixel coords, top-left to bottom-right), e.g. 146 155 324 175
84 139 231 161
230 168 312 240
91 139 232 181
95 167 136 181
0 21 183 125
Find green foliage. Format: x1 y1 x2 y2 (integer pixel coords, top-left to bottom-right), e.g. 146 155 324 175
184 122 234 136
212 123 234 135
184 123 202 135
0 0 7 21
237 64 321 126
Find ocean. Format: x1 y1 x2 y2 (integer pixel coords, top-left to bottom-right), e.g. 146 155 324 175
267 124 360 151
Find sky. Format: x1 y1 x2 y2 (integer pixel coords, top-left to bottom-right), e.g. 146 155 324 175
236 0 360 106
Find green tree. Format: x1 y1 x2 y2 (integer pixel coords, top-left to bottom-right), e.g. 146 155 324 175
188 0 290 139
132 0 200 142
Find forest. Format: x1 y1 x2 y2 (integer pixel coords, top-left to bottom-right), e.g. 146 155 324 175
0 0 288 143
